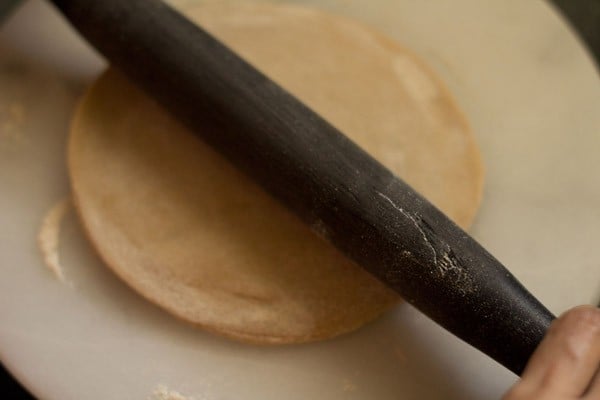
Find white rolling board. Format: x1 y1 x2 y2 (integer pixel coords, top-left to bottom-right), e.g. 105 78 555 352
0 1 598 399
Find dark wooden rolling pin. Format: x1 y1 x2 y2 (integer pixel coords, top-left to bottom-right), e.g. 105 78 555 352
49 0 555 374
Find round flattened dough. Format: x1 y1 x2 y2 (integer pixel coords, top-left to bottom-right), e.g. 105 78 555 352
68 2 484 343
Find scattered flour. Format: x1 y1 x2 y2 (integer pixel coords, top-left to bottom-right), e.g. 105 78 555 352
150 385 199 400
376 191 474 293
37 197 71 282
377 192 438 264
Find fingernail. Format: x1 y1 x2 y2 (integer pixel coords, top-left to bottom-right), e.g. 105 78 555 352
564 308 600 360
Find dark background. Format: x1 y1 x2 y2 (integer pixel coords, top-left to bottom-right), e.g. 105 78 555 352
1 0 599 398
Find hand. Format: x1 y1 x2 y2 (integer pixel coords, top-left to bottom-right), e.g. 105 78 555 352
503 305 600 400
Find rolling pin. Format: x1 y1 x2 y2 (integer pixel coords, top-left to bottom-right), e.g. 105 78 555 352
49 0 555 375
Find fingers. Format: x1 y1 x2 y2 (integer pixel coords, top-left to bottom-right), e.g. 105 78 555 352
519 305 600 398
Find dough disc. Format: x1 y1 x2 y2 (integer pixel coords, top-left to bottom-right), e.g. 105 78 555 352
68 2 484 343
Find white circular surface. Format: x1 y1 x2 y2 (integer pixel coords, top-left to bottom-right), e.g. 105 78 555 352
0 1 598 399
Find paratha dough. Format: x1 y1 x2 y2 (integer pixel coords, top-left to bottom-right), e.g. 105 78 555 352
68 2 484 343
